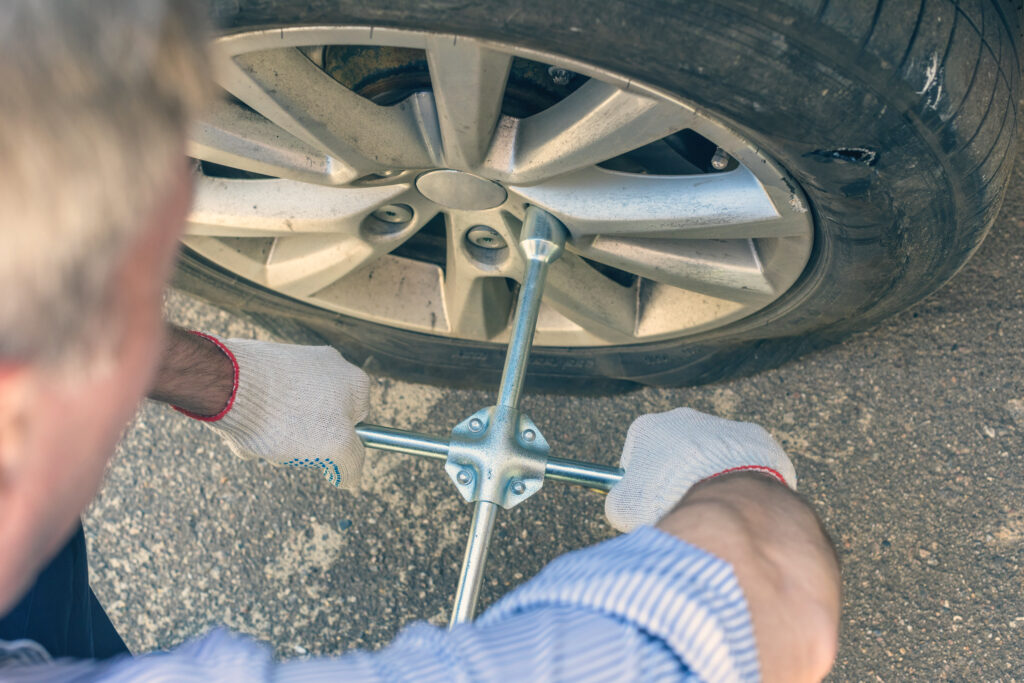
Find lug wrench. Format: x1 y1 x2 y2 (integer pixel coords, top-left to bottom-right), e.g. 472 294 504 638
354 206 624 626
449 206 566 625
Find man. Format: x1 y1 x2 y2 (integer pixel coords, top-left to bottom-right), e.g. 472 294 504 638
0 1 841 680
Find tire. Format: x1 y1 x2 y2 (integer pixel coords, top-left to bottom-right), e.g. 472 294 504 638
179 0 1022 391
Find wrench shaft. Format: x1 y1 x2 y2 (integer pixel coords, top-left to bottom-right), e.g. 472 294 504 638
496 207 566 409
449 500 499 626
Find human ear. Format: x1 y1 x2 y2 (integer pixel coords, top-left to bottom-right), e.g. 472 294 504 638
0 366 36 488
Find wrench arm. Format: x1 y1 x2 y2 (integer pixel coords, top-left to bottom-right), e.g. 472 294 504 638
355 423 449 460
356 422 624 492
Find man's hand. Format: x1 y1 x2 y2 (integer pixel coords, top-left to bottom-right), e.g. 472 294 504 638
657 473 841 682
605 408 797 532
150 327 370 488
608 408 838 681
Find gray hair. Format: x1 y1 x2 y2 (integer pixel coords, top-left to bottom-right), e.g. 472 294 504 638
0 0 212 364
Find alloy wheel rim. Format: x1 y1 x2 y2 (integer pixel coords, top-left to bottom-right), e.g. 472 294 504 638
183 27 813 347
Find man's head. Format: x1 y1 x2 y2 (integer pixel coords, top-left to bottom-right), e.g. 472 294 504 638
0 1 211 613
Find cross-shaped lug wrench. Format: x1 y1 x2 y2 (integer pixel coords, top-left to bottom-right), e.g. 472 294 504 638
354 206 624 627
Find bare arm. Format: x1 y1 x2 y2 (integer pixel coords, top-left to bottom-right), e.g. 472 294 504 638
657 472 841 683
148 324 234 417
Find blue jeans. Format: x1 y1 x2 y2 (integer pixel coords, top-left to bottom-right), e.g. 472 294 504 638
0 523 128 659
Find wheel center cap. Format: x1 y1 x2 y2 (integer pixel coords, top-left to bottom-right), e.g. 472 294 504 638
415 169 508 210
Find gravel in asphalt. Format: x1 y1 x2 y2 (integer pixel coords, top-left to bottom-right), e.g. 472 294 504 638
85 148 1024 680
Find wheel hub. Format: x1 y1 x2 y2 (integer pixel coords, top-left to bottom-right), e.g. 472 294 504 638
415 169 508 210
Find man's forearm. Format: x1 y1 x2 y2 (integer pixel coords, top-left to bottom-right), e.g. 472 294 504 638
148 325 234 417
657 472 842 683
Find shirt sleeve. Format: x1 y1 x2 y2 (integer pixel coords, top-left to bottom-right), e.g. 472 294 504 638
475 526 761 682
0 527 759 683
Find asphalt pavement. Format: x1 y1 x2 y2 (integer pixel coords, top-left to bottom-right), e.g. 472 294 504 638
86 148 1024 680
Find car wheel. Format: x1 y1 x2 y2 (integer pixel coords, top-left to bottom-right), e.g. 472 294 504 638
176 0 1021 390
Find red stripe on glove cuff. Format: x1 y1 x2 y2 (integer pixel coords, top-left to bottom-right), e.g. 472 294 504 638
703 465 789 488
172 331 239 422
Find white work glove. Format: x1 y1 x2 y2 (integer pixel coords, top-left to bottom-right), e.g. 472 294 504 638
183 337 370 488
605 408 797 532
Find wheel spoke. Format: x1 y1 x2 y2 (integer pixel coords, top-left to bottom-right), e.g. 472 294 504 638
541 253 637 341
314 254 448 334
485 80 692 184
577 236 777 304
426 36 512 171
512 167 804 239
445 276 515 340
186 175 411 237
442 213 516 339
261 235 387 297
264 234 380 297
265 201 438 298
218 47 442 179
189 98 348 184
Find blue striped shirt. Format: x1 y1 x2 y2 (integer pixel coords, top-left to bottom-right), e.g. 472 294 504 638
0 527 759 681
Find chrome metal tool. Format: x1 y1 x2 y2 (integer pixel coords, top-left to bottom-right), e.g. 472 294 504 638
354 206 623 627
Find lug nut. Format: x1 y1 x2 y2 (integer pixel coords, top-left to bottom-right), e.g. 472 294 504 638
710 147 730 171
510 480 526 495
547 66 572 86
456 469 473 485
466 225 507 250
372 204 413 224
